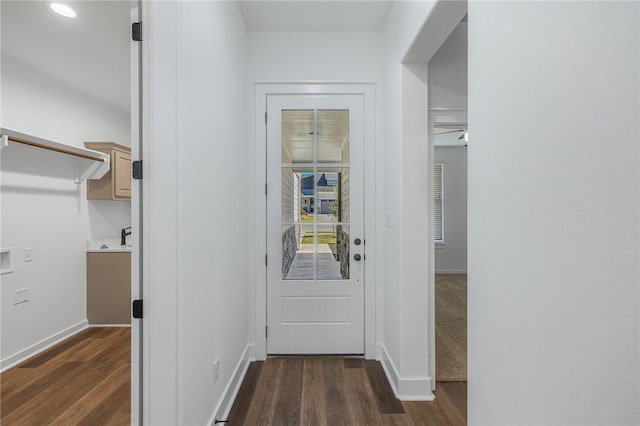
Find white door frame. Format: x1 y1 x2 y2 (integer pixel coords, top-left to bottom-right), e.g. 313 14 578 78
140 1 180 423
253 83 377 360
130 1 142 424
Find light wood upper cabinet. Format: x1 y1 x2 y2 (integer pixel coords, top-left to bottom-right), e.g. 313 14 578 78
84 142 131 201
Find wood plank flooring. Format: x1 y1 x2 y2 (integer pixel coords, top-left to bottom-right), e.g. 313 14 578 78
435 274 467 381
0 327 130 426
228 358 466 426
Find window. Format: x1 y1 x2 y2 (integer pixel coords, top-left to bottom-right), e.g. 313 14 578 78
434 163 444 242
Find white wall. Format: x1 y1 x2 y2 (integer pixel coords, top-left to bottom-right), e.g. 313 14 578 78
0 54 130 365
145 2 249 424
468 2 639 424
381 1 436 397
178 3 248 423
247 31 383 351
429 22 467 109
434 146 467 273
248 32 382 82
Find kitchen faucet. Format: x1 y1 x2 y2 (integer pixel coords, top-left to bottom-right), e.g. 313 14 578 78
121 227 132 246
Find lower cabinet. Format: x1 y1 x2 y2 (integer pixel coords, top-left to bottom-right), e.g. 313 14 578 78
87 252 131 325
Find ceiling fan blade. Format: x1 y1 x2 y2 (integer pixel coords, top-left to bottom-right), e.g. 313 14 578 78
436 129 465 135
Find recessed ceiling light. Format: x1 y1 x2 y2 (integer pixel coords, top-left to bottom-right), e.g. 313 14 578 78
50 3 77 18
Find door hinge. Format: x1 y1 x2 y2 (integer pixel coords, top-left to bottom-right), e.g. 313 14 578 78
132 299 143 319
265 254 268 266
132 22 142 42
265 111 268 124
132 160 143 180
265 325 268 338
265 183 268 196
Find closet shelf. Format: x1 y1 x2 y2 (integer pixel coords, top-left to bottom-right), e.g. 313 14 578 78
0 127 110 182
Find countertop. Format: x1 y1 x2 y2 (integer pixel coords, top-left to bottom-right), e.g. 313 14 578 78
86 239 131 253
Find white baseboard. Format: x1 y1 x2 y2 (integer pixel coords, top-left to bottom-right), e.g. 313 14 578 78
378 345 434 401
208 344 254 426
435 269 467 274
1 319 88 372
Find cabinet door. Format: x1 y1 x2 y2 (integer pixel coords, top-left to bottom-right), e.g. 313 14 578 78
114 150 132 198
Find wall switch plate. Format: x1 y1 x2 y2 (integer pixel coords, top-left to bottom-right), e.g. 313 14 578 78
213 358 220 384
385 212 392 228
13 288 29 305
24 247 34 262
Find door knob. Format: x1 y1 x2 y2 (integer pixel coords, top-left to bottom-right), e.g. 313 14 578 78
354 254 362 261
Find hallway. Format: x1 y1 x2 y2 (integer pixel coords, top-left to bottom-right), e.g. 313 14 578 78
227 358 466 425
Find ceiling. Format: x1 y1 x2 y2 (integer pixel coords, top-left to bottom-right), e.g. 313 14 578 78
1 1 392 115
238 1 393 32
1 1 131 113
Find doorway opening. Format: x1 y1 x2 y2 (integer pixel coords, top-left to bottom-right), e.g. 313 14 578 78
0 1 142 424
433 121 468 383
254 83 377 360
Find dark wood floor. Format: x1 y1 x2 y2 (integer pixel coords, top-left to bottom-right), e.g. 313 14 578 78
0 327 130 426
228 358 466 426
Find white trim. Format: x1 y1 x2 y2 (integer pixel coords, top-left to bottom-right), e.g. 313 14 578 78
378 345 434 401
129 1 143 425
435 269 467 274
207 345 254 426
143 1 179 423
253 83 377 360
429 107 468 111
88 324 132 328
0 320 88 372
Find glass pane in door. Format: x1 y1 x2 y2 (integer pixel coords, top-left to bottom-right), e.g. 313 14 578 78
281 110 350 281
316 225 349 280
282 110 314 164
282 224 313 280
317 110 349 164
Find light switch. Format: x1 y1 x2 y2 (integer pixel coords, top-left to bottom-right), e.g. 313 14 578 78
24 247 34 262
385 212 392 228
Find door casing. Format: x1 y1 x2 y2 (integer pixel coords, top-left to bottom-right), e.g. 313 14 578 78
253 83 377 360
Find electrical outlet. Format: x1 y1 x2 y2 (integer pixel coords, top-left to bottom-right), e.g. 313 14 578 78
24 247 34 262
213 358 220 384
13 288 29 305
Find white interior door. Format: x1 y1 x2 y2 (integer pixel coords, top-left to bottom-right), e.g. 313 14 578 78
266 95 365 354
130 1 142 424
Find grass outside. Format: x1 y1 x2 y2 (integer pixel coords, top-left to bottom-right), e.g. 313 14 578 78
300 213 314 223
301 231 336 244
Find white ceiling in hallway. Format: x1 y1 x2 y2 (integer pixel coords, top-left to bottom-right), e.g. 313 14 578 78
1 1 131 114
238 1 394 32
1 0 392 114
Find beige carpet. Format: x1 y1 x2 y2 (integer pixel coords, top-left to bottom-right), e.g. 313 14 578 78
435 274 467 381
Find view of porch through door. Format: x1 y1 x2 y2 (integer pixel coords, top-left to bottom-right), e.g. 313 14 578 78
281 110 351 281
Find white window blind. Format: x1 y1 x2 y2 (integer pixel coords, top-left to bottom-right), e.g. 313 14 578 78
434 163 444 242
